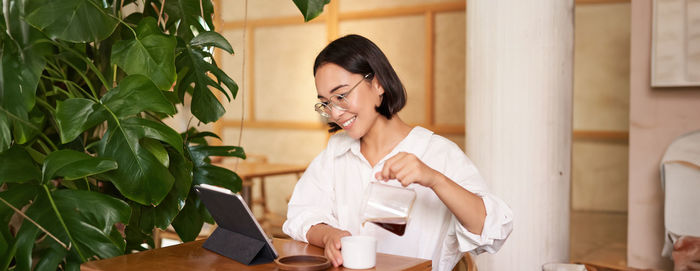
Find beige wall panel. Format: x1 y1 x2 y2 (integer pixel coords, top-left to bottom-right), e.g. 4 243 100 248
254 24 327 122
573 3 631 131
220 0 245 22
339 16 426 124
222 128 328 165
220 29 249 121
339 0 457 12
434 11 466 126
571 140 629 212
221 0 302 22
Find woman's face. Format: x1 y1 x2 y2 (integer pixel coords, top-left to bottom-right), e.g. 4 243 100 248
315 63 383 139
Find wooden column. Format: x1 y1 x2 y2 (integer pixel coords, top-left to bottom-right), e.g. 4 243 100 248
466 0 574 269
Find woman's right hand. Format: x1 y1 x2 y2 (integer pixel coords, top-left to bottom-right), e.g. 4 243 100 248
306 223 352 267
322 228 351 267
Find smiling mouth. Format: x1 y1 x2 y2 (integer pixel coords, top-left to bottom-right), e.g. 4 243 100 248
341 116 356 128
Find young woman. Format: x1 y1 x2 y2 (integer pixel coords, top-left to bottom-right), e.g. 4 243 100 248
282 34 513 271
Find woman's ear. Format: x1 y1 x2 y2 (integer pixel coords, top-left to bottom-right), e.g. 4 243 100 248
371 76 384 96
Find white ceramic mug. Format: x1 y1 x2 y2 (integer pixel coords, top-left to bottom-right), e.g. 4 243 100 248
340 236 376 269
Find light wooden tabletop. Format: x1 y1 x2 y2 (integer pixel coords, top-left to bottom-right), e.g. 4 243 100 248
80 238 432 271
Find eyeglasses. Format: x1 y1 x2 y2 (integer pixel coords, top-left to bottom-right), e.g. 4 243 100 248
314 73 372 118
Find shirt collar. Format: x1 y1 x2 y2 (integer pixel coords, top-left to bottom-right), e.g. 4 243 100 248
332 126 434 161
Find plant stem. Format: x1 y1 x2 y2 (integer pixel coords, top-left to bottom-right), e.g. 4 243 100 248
40 75 87 99
44 58 90 99
54 58 100 101
35 98 56 114
42 185 87 262
42 39 110 92
84 177 91 192
36 139 51 155
113 64 118 88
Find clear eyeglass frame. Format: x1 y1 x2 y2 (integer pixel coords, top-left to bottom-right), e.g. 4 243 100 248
314 73 372 118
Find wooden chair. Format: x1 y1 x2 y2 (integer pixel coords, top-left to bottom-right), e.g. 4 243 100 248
452 253 477 271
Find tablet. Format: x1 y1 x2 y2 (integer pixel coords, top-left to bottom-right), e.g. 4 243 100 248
194 184 278 264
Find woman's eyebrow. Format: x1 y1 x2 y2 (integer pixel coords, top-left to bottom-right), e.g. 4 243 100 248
317 83 348 99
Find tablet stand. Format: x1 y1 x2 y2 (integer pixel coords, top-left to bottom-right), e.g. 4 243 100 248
203 227 276 265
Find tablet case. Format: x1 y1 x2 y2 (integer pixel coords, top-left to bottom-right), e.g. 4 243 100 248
195 185 278 265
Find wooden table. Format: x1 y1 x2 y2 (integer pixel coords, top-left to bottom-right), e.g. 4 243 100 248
81 238 432 271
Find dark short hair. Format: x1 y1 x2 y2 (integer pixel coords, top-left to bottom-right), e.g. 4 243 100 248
313 34 407 132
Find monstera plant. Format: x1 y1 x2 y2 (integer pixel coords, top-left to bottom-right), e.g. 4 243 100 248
0 0 327 270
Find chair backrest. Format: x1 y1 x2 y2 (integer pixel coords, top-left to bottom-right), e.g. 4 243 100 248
660 130 700 256
452 253 477 271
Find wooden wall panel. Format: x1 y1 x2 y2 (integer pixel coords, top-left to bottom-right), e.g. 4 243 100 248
434 11 466 126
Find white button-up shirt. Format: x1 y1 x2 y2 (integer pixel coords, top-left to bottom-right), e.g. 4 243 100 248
283 127 513 271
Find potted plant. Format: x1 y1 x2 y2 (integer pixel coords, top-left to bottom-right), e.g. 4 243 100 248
0 0 327 270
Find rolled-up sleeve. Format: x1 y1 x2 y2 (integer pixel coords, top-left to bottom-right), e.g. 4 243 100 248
443 146 514 254
282 149 337 243
455 192 513 254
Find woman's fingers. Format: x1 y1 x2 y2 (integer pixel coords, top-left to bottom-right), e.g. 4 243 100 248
377 152 408 180
325 230 350 267
325 247 338 267
326 241 342 267
377 152 433 187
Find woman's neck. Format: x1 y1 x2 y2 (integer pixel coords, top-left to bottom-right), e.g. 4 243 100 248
360 115 412 167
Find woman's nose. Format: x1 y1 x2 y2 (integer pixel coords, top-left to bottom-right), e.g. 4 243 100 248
328 105 344 120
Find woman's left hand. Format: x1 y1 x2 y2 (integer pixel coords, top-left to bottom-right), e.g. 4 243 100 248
375 152 444 188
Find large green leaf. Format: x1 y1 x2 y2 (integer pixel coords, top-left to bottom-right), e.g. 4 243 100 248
41 150 118 184
141 138 169 167
0 30 47 145
171 191 204 242
98 120 175 206
101 74 176 118
55 98 107 144
123 203 153 252
0 184 41 269
15 188 130 269
176 45 237 123
0 146 41 184
162 0 215 42
188 145 244 193
190 31 233 54
24 0 119 42
130 147 193 240
111 17 177 91
122 118 183 155
293 0 330 22
182 127 221 145
151 147 193 229
34 242 68 271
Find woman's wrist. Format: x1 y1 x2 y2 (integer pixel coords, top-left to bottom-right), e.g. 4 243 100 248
429 171 449 190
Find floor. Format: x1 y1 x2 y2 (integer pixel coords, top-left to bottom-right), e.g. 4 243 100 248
570 210 628 269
